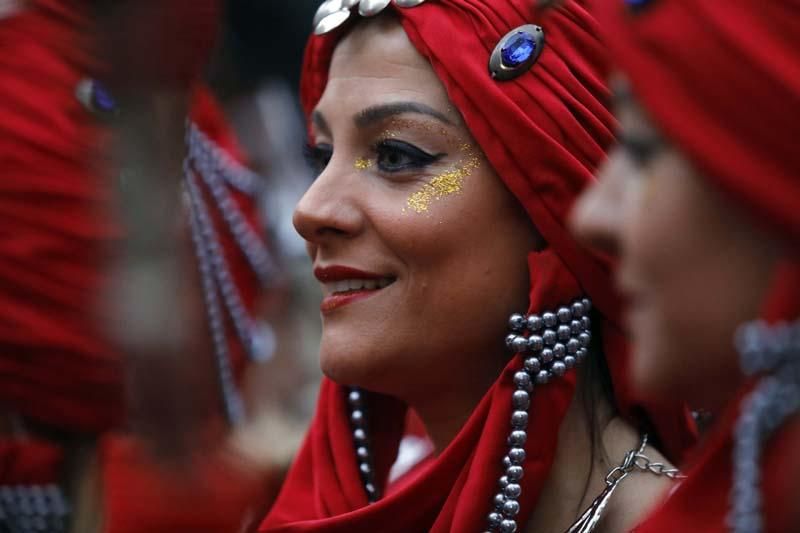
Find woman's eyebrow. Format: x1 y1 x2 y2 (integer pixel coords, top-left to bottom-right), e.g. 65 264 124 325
311 110 331 137
354 102 453 128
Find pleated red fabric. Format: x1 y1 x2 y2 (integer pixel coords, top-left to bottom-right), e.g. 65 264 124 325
596 1 800 531
260 2 695 532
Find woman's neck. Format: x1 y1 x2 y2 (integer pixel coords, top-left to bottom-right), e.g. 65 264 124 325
525 389 674 533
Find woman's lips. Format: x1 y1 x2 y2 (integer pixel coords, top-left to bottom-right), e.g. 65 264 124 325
314 265 395 313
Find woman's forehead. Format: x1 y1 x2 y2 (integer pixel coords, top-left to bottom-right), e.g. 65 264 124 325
321 16 452 114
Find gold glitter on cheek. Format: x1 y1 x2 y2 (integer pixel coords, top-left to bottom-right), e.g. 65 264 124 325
406 152 481 214
354 157 372 170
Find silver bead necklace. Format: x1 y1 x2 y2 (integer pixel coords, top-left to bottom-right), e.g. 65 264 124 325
729 319 800 533
0 484 70 533
184 122 278 424
345 297 594 532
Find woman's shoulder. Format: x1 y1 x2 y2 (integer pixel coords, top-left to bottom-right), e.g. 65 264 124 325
599 439 675 533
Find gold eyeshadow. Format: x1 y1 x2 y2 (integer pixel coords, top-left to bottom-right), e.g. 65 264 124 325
354 157 372 170
406 144 480 214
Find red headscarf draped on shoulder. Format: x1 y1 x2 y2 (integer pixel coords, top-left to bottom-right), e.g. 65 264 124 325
597 1 800 531
261 1 695 532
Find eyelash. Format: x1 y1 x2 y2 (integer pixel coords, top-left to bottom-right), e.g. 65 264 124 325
303 139 443 175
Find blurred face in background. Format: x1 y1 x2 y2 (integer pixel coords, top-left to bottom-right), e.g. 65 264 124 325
293 16 538 414
570 77 782 409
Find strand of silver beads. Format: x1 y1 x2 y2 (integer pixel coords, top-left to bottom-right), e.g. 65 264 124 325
729 319 800 533
344 297 592 527
0 483 70 533
485 297 592 533
346 387 381 503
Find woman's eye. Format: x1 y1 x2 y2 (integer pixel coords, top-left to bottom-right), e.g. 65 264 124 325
375 139 442 172
303 143 333 174
619 134 662 168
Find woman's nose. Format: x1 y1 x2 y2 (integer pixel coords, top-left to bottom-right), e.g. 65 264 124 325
293 159 364 246
570 150 629 257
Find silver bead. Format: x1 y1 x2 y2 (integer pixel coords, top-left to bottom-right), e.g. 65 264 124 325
542 312 557 328
494 493 507 509
527 335 544 352
579 332 592 347
527 314 543 332
500 520 518 533
504 483 522 499
505 334 518 350
508 430 527 447
557 307 572 323
513 371 532 391
508 447 526 464
557 325 571 341
553 343 566 358
512 336 529 354
511 410 529 429
567 339 580 354
512 390 530 410
359 462 372 476
508 313 526 332
353 428 367 443
351 409 365 426
536 370 550 384
551 361 567 377
365 482 377 496
348 389 363 407
564 355 577 369
506 465 524 482
581 316 591 330
524 357 541 374
582 298 591 311
571 301 585 317
542 330 557 346
356 446 369 460
499 475 510 488
570 319 582 335
503 499 521 518
577 347 588 361
358 0 391 17
394 0 427 6
540 348 554 363
488 512 503 528
502 455 513 469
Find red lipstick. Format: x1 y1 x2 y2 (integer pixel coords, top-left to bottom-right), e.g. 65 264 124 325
314 265 394 313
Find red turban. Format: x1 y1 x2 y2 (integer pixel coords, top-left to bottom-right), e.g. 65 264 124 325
597 1 800 531
261 1 695 532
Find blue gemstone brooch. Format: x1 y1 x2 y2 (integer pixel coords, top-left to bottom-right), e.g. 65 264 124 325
489 24 545 81
75 78 119 116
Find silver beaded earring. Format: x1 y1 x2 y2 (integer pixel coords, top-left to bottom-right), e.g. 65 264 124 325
729 319 800 533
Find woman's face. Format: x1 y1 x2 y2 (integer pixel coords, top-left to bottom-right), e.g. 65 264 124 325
570 78 781 409
294 16 539 406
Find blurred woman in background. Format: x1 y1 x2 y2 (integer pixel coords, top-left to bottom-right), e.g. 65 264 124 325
572 1 800 531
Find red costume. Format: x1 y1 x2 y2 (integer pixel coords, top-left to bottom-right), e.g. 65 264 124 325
597 1 800 531
1 1 269 531
260 1 695 532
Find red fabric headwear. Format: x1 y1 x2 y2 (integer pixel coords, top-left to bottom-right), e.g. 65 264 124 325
596 1 800 531
261 1 694 532
1 5 268 531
